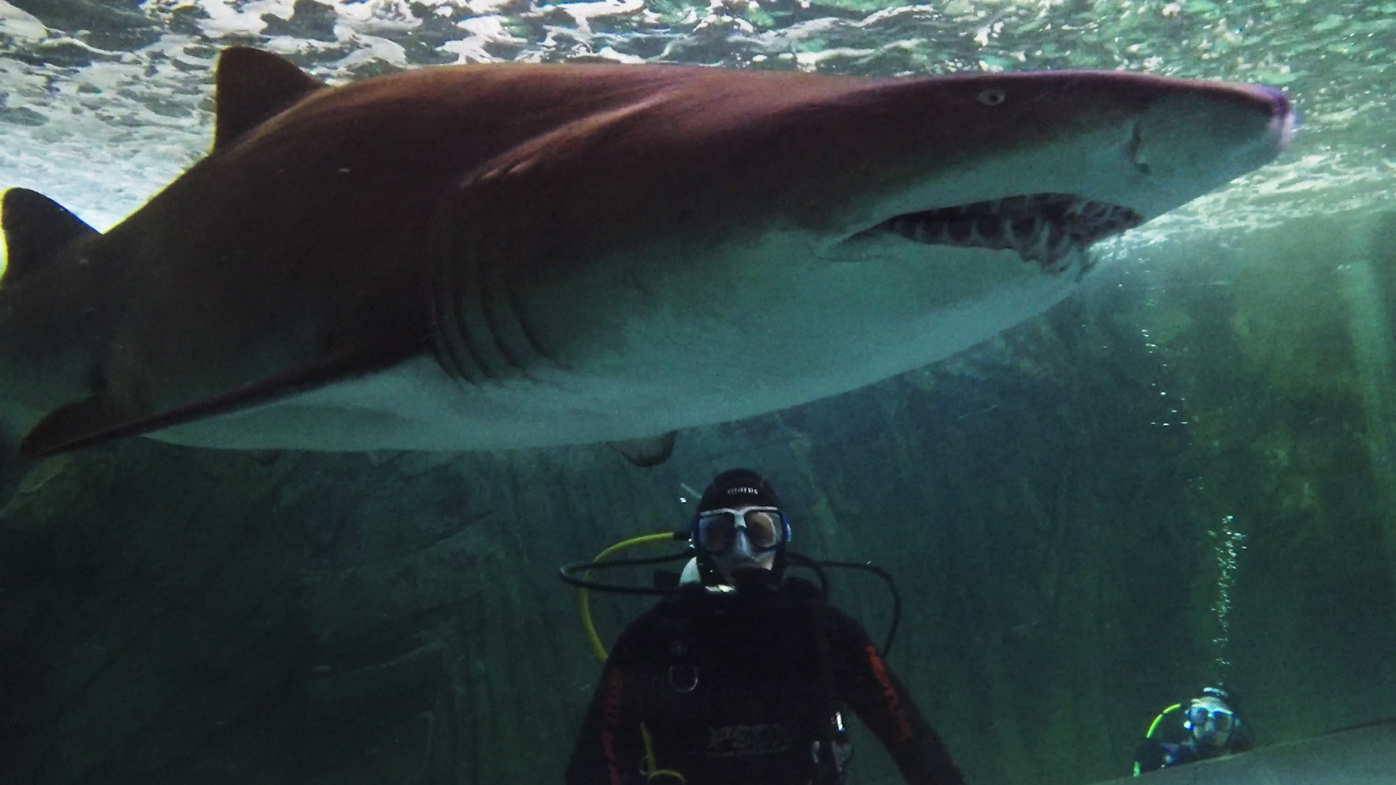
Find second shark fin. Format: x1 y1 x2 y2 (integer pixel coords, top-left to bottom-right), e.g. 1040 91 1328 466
0 188 98 286
608 433 679 467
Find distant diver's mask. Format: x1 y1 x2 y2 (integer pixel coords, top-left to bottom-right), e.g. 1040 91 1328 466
692 506 789 578
1184 698 1235 749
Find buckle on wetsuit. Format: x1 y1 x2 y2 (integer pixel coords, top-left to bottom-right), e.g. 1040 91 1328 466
667 663 698 693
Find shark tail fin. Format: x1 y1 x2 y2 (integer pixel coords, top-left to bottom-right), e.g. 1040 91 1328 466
1 188 98 287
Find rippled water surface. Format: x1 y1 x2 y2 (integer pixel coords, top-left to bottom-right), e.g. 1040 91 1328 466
0 0 1392 235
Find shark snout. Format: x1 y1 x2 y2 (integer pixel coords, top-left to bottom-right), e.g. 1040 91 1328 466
1230 83 1298 158
1100 81 1295 221
1254 84 1299 149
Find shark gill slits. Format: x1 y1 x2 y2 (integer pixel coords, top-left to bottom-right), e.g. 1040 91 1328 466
875 193 1144 271
426 185 552 385
1128 121 1152 175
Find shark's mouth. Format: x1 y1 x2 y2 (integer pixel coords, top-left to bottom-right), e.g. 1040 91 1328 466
873 193 1144 270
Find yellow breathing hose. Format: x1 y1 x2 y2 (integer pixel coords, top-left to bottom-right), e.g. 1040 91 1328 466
578 535 691 782
1135 704 1184 776
579 532 680 662
641 722 688 783
1147 704 1183 739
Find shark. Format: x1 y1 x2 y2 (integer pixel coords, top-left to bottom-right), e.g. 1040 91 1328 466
0 47 1295 465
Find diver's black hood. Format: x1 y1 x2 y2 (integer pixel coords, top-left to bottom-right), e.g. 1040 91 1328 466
697 468 783 512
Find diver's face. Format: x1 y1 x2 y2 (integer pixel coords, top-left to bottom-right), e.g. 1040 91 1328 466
694 506 784 582
1187 698 1235 749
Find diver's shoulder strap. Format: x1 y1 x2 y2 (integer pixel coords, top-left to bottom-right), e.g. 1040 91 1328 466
801 591 851 783
784 576 827 603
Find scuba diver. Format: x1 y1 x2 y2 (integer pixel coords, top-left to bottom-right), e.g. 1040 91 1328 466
564 468 966 785
1134 686 1254 774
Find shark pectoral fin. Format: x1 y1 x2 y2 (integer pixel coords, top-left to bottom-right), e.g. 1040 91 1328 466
608 432 678 467
20 396 119 458
211 47 325 151
247 449 284 466
1 189 98 286
0 421 34 496
20 340 424 458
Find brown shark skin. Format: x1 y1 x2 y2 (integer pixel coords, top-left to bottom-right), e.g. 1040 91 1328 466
0 49 1290 456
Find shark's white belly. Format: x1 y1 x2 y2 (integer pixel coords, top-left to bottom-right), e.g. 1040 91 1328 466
151 244 1082 452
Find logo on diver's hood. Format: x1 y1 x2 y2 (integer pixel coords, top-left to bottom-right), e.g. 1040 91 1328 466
727 487 760 497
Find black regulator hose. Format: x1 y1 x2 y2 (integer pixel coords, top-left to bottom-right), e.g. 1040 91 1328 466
558 551 696 595
561 550 904 657
813 559 903 657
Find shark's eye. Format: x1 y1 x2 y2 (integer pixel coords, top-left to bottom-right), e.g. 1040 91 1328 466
977 88 1007 106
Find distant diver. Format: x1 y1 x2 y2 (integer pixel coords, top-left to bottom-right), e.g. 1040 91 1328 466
563 468 965 785
1134 686 1253 775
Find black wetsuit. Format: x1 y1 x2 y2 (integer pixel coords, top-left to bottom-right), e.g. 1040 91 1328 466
566 576 965 785
1133 707 1253 774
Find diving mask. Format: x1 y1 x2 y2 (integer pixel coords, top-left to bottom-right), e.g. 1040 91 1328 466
1185 699 1236 748
693 506 789 555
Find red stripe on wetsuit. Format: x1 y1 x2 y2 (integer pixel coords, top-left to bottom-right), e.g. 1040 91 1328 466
602 669 628 785
866 645 913 742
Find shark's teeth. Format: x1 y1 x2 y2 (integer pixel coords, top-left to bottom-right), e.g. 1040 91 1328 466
873 193 1144 271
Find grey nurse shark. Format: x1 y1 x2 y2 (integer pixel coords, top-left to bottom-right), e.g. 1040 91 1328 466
0 48 1294 465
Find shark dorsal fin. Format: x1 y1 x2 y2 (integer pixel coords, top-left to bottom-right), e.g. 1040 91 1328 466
213 47 325 151
1 188 98 287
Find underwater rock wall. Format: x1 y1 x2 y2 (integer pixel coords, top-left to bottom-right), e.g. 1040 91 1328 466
1121 210 1396 748
0 212 1393 785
